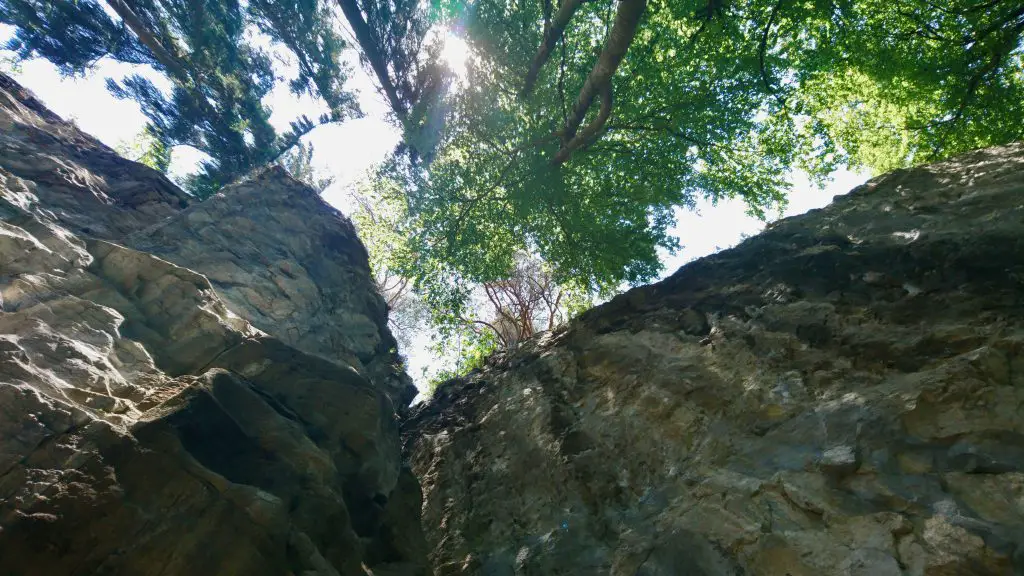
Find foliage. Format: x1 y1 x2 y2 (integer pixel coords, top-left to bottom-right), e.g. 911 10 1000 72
351 161 587 379
0 0 359 197
0 0 155 74
114 126 172 172
6 0 1024 387
336 0 457 163
382 0 1024 307
278 140 335 193
248 0 359 121
788 0 1024 176
467 252 590 348
424 328 498 395
349 164 431 349
0 52 21 74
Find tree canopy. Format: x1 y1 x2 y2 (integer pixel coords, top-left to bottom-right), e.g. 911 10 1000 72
1 0 359 196
397 0 1024 299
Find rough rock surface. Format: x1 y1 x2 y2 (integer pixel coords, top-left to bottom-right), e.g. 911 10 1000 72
406 144 1024 575
129 168 416 408
0 73 424 575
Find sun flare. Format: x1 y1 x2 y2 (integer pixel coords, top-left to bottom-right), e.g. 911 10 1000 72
441 33 470 80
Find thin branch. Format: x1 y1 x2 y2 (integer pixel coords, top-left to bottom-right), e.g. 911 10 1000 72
460 316 510 348
605 122 709 147
559 31 569 124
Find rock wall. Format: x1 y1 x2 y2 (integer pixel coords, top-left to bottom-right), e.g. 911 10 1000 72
0 73 424 575
406 144 1024 574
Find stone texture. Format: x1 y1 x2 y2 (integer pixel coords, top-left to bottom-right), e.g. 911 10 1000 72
0 73 424 575
129 167 416 408
406 144 1024 574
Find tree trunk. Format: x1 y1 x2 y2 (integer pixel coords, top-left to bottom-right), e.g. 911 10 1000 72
104 0 189 82
336 0 408 119
555 0 646 163
523 0 589 96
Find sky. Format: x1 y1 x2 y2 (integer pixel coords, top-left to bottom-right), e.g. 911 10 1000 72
0 24 868 394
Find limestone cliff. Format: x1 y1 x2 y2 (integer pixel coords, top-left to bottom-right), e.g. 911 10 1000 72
0 73 424 575
406 144 1024 574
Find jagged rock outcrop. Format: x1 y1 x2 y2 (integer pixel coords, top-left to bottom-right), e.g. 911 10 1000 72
0 73 424 575
128 168 416 408
406 144 1024 574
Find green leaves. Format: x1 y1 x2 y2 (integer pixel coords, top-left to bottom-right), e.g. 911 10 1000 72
399 0 1023 301
115 126 172 173
7 0 1023 368
1 0 357 198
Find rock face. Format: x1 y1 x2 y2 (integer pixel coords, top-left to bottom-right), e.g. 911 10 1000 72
0 73 424 575
129 169 416 408
406 144 1024 574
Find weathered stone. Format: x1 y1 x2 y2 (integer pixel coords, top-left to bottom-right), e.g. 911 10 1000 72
406 143 1024 574
128 168 415 408
0 73 425 576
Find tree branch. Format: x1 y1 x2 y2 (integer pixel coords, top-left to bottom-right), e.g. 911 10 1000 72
554 0 647 162
605 122 709 147
553 83 612 163
105 0 189 81
523 0 589 96
336 0 408 119
460 316 510 348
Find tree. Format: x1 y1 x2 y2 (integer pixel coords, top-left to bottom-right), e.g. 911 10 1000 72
0 0 155 74
248 0 359 121
6 0 1023 333
349 165 430 350
424 329 498 394
335 0 454 160
1 0 360 197
419 253 590 394
391 0 1024 304
350 161 587 375
115 126 172 172
789 0 1024 175
278 140 335 193
464 252 587 349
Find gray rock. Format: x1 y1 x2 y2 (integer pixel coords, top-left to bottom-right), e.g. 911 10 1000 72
0 73 424 576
